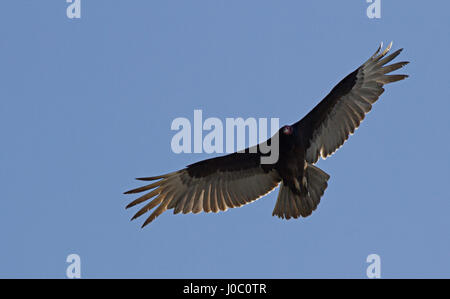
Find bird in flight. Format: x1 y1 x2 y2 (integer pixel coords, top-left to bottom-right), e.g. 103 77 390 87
124 42 409 228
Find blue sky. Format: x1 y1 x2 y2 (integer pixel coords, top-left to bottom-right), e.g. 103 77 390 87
1 1 449 278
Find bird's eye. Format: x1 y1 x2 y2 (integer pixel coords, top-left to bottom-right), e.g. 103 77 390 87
283 125 293 135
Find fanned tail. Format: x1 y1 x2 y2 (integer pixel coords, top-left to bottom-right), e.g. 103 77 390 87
272 164 330 219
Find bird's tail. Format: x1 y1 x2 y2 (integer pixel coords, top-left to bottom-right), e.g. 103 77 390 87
272 164 330 219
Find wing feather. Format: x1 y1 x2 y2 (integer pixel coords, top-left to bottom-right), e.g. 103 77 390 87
294 42 409 163
125 155 281 227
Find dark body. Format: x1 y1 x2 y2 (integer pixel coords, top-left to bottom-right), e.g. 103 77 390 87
124 43 409 227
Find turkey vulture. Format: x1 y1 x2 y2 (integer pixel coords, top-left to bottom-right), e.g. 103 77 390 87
125 42 409 227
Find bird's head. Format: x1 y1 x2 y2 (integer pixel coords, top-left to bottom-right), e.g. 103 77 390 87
281 125 293 136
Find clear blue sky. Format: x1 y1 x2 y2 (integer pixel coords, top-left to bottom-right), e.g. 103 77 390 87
1 1 449 278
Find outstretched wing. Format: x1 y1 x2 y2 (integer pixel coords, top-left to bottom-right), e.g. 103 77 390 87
124 152 281 227
294 42 409 163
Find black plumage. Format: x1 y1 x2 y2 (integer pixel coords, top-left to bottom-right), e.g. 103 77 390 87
124 43 409 227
